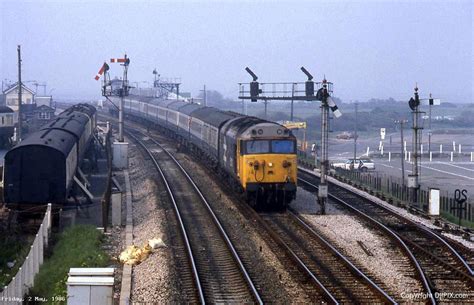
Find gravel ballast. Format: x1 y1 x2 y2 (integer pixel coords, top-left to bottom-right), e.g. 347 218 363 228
292 187 425 301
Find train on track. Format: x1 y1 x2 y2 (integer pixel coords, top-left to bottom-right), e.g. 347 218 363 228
3 103 97 209
113 96 297 208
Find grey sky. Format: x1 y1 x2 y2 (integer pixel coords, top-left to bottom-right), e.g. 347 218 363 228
1 0 472 103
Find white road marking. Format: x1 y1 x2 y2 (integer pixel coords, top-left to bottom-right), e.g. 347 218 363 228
436 162 474 173
378 163 412 173
419 164 474 180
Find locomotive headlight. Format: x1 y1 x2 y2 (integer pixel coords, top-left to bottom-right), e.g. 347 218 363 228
268 162 273 167
282 160 292 168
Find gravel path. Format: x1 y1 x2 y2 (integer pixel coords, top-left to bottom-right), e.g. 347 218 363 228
292 187 425 302
128 140 187 303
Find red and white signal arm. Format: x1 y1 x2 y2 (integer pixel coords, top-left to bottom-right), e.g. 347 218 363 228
380 128 386 140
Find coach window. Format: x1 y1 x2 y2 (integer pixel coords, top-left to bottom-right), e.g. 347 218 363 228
245 140 270 154
272 140 295 153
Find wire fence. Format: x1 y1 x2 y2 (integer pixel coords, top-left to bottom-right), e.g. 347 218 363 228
0 204 52 304
298 155 473 225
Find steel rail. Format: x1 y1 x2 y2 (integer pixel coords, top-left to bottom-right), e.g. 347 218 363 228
299 167 473 277
145 133 263 305
287 210 397 304
127 131 206 304
298 176 436 305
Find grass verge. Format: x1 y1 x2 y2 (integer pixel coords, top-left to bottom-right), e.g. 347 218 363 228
29 225 109 304
0 235 31 287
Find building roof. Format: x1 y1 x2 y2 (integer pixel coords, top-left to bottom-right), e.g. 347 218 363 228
0 106 14 113
2 82 36 95
33 105 55 113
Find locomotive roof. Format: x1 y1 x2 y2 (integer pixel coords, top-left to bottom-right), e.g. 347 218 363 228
41 115 87 140
6 128 77 158
0 106 14 113
177 103 202 115
190 107 241 128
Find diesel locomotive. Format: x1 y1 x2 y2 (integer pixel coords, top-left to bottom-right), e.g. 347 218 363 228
118 96 297 208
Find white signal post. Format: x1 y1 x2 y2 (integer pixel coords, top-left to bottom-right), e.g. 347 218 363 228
95 55 130 142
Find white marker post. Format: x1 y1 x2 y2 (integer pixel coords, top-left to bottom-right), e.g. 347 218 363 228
366 146 370 156
471 152 473 162
388 151 391 162
408 151 411 163
404 140 407 152
405 150 408 161
421 144 424 155
453 141 456 152
459 144 462 154
430 151 432 162
450 151 453 162
440 144 443 154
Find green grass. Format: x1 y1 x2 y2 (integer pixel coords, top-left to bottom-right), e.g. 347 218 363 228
29 225 110 304
441 211 474 229
0 236 31 287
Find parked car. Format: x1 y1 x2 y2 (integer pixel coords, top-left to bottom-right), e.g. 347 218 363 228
331 158 375 172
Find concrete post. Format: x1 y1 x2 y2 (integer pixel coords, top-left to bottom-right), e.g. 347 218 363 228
471 152 473 162
388 151 391 162
405 150 408 161
421 144 423 155
112 191 122 226
430 151 432 162
408 151 411 163
458 144 461 154
28 248 34 287
34 236 39 274
440 144 443 154
450 151 453 162
38 225 44 265
453 141 456 152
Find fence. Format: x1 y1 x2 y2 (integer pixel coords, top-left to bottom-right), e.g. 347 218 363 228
0 204 52 305
331 169 473 224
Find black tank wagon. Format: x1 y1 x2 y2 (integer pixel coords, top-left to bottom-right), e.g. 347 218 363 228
3 103 97 207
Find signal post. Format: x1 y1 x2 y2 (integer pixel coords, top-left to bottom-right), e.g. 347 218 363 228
239 67 342 214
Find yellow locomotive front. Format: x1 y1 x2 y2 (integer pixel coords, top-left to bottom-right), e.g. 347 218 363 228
236 124 297 208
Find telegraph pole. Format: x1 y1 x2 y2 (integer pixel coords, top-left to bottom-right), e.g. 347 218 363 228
395 119 407 188
291 83 295 121
353 102 358 170
17 45 22 142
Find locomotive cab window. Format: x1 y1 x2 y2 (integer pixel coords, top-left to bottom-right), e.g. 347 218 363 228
245 140 270 154
271 140 295 153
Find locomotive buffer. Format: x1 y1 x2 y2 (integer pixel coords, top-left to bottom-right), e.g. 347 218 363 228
239 67 342 214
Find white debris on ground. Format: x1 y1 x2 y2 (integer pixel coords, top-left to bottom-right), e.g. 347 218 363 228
292 187 424 299
301 167 474 250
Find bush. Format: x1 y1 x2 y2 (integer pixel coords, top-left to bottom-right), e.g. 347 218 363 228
29 225 109 304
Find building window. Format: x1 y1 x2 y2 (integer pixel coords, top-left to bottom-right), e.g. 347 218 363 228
7 98 17 106
39 112 50 120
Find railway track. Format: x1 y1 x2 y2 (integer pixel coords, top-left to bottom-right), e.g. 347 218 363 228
128 130 262 304
261 210 396 304
298 168 474 303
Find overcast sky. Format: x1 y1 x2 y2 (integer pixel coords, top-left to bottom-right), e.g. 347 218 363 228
1 0 472 103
